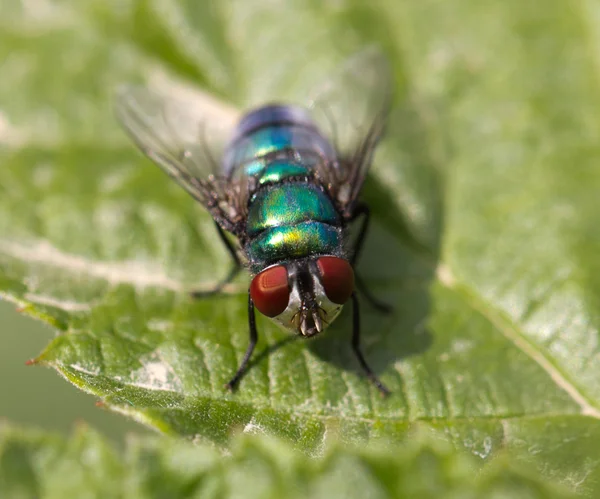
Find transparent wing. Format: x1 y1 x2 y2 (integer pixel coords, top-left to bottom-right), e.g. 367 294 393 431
307 48 393 215
115 86 248 234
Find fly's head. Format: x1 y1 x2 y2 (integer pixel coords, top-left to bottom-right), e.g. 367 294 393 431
249 257 354 337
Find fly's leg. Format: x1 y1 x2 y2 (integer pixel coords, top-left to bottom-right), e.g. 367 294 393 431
349 203 369 267
351 292 390 396
355 274 392 314
225 292 258 391
190 221 241 298
190 265 240 298
350 203 392 314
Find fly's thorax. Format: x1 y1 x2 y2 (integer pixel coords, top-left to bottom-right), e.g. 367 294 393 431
246 221 342 273
246 182 339 237
249 257 354 337
244 179 343 272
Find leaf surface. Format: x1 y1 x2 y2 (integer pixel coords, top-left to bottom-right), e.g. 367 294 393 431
1 0 600 495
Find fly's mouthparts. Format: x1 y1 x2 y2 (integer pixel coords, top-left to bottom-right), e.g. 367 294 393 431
296 306 328 337
312 310 323 334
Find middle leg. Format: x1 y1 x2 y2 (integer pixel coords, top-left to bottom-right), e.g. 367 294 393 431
349 203 392 314
191 221 242 298
225 292 258 391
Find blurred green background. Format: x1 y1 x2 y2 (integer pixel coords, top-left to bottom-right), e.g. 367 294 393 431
0 301 143 441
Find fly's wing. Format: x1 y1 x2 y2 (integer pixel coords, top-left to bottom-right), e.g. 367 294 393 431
307 48 393 217
115 86 248 236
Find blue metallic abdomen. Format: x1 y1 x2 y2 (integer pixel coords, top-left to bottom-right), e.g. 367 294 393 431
223 105 335 179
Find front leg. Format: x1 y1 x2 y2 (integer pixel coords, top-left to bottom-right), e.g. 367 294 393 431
350 292 390 396
225 291 258 391
348 203 392 314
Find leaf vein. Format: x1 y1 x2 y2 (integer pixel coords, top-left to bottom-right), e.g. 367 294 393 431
438 266 600 419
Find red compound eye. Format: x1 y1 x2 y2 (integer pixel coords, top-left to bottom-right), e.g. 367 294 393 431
250 265 290 317
317 256 354 305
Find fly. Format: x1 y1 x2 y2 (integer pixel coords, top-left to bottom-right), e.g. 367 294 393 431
116 49 393 395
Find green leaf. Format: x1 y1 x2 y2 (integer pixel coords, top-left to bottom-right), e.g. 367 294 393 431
1 0 600 495
0 424 574 498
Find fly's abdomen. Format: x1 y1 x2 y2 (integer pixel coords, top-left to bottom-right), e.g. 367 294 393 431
222 105 335 179
246 181 341 270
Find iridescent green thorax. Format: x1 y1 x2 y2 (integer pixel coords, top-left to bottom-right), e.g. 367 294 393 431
245 177 341 271
247 182 339 237
246 221 341 271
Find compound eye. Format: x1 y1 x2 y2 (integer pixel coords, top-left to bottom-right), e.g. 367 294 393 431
250 265 290 317
317 256 354 305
